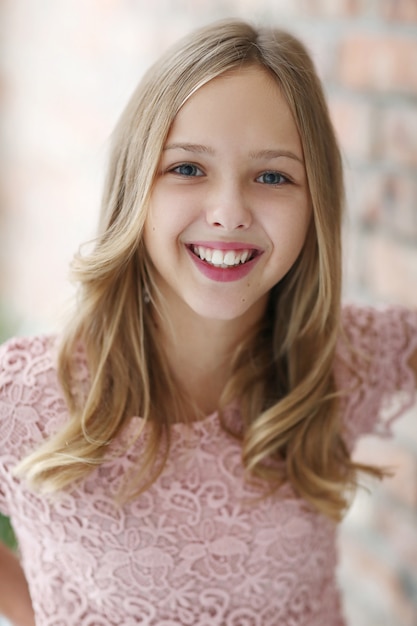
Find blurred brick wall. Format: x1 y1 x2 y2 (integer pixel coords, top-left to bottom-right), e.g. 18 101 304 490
0 1 416 625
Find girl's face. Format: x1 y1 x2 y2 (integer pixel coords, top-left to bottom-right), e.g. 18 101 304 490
144 65 311 327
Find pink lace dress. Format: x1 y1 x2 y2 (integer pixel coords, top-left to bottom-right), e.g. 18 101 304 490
0 305 416 626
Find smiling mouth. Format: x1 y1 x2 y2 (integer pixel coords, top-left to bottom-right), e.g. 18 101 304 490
189 245 259 268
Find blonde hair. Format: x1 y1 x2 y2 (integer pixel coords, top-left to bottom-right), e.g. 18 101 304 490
16 19 383 520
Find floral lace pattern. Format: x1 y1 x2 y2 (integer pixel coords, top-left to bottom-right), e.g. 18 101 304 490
335 306 417 447
0 305 416 626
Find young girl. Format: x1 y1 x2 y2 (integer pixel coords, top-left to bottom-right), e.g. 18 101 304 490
0 18 416 626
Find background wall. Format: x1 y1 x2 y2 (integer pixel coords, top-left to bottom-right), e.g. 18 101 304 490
0 1 416 625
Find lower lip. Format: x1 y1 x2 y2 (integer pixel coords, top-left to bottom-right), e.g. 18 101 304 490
187 248 261 282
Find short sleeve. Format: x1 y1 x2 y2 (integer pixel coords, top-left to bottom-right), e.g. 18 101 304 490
335 305 417 448
0 338 22 515
0 335 59 516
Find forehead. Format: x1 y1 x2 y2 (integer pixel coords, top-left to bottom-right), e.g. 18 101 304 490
165 66 302 155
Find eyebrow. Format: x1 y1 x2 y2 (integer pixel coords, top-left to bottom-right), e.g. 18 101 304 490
163 143 303 164
248 149 304 164
164 143 215 155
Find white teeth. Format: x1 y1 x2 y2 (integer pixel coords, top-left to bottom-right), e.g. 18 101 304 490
211 249 224 265
191 245 254 267
223 251 237 266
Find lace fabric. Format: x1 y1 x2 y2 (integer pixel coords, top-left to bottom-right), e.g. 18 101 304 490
335 305 417 447
0 305 416 626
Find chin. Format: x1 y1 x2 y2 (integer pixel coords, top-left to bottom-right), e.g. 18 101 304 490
186 295 266 324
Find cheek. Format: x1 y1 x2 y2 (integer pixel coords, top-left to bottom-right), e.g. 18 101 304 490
269 205 311 251
143 206 186 273
143 202 169 251
142 220 155 254
146 191 194 242
266 213 312 284
142 212 163 269
294 213 312 250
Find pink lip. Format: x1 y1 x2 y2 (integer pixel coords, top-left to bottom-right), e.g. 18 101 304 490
186 243 262 283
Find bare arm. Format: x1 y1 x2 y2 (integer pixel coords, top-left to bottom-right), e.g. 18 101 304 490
0 542 35 626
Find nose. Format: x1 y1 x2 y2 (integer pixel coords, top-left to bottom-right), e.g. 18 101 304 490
205 179 252 230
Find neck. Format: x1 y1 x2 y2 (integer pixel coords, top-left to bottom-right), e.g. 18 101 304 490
153 302 265 417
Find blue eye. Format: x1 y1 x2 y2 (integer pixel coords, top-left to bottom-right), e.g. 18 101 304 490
172 163 204 177
257 171 288 185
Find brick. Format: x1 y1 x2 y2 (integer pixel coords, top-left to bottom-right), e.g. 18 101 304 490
372 504 417 575
376 104 417 166
380 0 417 22
378 174 417 241
343 168 373 222
338 533 417 625
329 96 374 160
357 232 417 307
297 0 368 16
301 35 339 82
346 171 417 241
339 35 417 93
343 169 417 307
254 0 300 15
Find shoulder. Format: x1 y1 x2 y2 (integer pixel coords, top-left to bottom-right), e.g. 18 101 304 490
342 303 417 329
336 304 417 443
336 305 417 371
0 334 58 381
340 303 417 346
338 304 417 376
0 334 66 458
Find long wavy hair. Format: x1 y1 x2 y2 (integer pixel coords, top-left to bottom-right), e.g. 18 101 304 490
16 19 383 520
